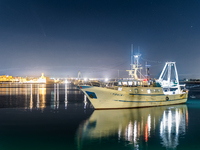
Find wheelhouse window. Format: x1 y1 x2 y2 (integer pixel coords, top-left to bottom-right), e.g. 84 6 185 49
114 82 118 86
122 82 127 86
128 81 133 86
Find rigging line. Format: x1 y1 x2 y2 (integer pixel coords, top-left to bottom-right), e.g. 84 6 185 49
82 60 129 74
81 68 127 74
70 60 129 74
101 60 128 68
108 60 129 70
153 71 162 79
149 64 164 68
97 60 129 70
138 70 145 79
141 57 162 63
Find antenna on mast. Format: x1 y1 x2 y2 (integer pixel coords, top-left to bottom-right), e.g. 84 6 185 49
138 46 140 54
131 44 133 69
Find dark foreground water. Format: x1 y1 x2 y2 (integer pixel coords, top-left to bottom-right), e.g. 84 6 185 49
0 83 199 150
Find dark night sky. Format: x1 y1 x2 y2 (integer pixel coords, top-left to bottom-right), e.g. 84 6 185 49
0 0 200 78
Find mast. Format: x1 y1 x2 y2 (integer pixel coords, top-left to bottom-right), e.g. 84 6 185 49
126 45 143 79
145 62 151 80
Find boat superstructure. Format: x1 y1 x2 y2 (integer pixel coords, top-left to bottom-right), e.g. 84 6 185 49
78 52 188 109
126 52 143 79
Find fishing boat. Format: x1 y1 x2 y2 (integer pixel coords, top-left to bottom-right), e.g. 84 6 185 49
77 53 188 110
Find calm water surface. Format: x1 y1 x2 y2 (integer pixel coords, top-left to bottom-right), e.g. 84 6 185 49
0 83 199 150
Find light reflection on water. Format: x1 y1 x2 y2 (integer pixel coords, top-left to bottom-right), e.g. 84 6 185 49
0 83 200 149
0 83 84 110
76 105 188 150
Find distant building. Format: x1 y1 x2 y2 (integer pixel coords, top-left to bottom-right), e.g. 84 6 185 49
0 73 55 84
0 75 13 82
46 77 54 84
37 73 46 83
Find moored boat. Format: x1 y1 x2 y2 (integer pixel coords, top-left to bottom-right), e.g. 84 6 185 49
78 53 188 109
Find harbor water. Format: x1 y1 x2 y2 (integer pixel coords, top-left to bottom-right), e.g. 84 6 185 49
0 83 200 150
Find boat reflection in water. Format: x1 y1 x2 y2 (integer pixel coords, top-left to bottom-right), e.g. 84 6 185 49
76 105 188 149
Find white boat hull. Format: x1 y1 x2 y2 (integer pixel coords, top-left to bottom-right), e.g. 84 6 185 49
78 86 188 109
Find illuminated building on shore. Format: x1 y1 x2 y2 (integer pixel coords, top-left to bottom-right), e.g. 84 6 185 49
0 73 48 83
23 73 46 83
0 75 21 82
38 73 46 83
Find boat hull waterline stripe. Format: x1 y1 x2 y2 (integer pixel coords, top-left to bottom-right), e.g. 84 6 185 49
114 98 185 103
94 102 186 110
129 94 165 96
